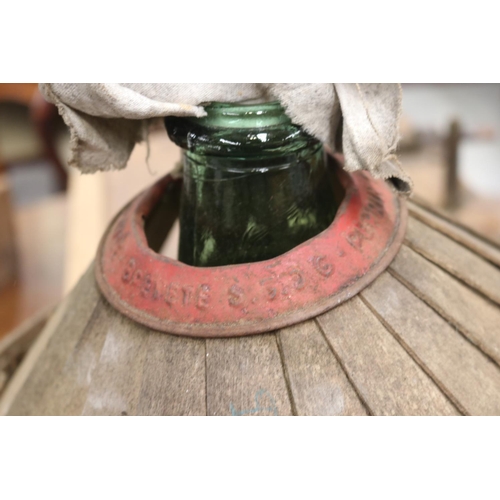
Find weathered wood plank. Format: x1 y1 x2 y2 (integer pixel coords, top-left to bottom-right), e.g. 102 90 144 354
81 302 151 416
408 200 500 268
405 216 500 305
136 333 206 416
362 273 500 415
40 300 117 415
277 319 367 416
206 334 292 416
316 296 459 416
3 265 102 416
390 245 500 366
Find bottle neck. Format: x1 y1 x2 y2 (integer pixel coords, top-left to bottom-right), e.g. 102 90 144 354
165 102 341 267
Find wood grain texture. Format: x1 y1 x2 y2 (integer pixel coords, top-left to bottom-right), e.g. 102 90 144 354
42 300 120 416
136 332 206 416
362 273 500 415
206 334 292 416
405 216 500 305
277 319 367 416
391 245 500 366
408 200 500 268
81 301 151 416
316 296 459 416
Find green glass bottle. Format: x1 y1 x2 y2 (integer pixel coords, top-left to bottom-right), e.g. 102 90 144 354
165 101 342 267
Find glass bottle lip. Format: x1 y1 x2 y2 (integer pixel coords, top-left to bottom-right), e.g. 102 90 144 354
197 101 292 129
165 101 320 158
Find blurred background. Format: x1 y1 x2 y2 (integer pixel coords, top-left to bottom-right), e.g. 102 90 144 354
0 82 499 357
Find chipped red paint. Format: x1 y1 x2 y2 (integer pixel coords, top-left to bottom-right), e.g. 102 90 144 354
95 159 407 338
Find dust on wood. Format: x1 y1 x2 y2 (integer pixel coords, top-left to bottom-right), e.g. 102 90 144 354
206 334 292 416
43 300 124 415
81 301 151 416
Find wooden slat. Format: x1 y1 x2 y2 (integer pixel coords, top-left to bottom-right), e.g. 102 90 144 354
391 245 500 366
206 334 292 416
316 296 459 416
136 332 206 416
408 200 500 268
405 216 500 305
40 300 116 415
2 265 101 415
362 273 500 415
81 302 151 416
277 319 367 416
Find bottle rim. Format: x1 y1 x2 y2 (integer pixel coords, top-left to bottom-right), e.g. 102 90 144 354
196 100 292 129
165 101 319 157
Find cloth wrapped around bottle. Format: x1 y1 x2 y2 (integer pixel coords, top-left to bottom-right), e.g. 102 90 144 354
40 83 412 195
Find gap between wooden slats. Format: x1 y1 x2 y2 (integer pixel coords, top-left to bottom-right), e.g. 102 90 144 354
408 200 500 268
205 334 292 416
405 216 500 305
361 272 500 416
277 319 368 416
390 245 500 368
316 296 460 416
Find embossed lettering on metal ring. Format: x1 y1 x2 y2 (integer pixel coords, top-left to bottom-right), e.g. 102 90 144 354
95 168 407 337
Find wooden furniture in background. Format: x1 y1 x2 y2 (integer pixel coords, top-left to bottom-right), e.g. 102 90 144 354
444 120 460 209
0 174 17 290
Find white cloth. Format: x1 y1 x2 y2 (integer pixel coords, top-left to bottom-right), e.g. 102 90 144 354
40 83 412 194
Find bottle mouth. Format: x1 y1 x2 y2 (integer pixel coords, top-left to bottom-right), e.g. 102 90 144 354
196 101 292 129
165 101 319 158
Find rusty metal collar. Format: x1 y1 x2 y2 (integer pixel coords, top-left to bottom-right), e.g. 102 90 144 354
95 163 407 338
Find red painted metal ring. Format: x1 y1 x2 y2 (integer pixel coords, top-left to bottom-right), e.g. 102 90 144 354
96 160 407 338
